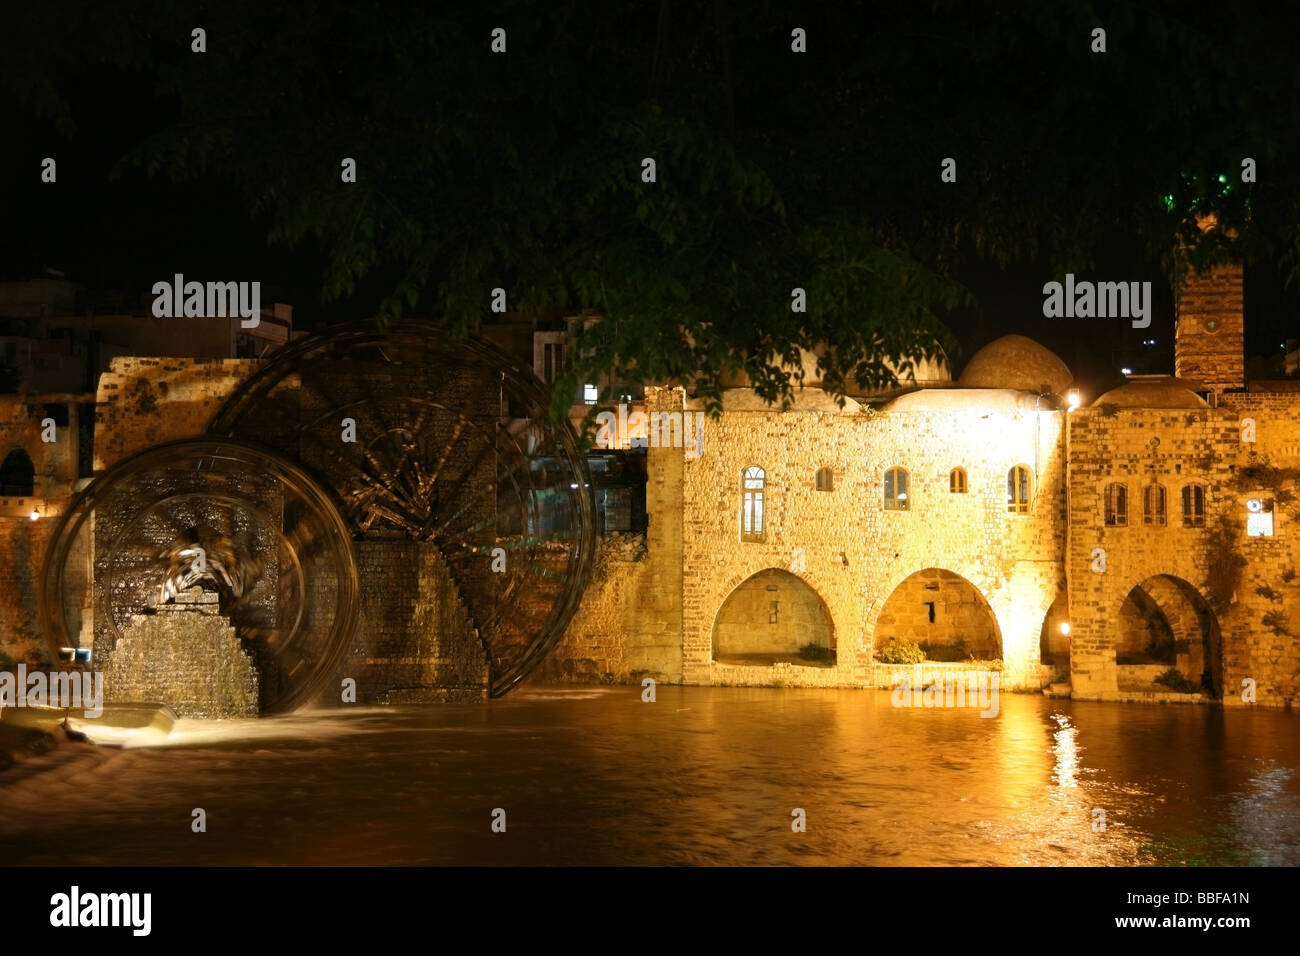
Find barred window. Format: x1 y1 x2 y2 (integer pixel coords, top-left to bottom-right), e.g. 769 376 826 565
1105 483 1128 526
1143 484 1167 526
1182 484 1206 528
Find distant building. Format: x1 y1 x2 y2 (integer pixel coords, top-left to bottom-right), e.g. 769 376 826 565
0 276 294 395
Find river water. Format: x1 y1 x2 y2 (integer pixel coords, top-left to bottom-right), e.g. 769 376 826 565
0 686 1296 866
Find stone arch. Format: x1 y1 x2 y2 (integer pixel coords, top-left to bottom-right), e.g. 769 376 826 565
1114 573 1221 695
873 568 1002 661
711 568 835 665
1039 592 1070 669
0 447 35 496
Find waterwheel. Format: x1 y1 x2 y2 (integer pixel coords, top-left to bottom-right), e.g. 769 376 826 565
208 320 596 697
39 439 360 714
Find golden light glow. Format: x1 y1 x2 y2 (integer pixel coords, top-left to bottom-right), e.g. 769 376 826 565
1059 621 1071 636
1051 713 1079 789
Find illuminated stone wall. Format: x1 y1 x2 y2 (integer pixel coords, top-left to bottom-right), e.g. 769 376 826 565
0 516 54 667
21 339 1297 713
535 541 681 684
537 386 685 685
94 357 261 470
555 376 1299 708
546 384 1067 693
0 396 86 668
1065 393 1300 706
1174 263 1245 392
1210 392 1300 707
678 388 1065 692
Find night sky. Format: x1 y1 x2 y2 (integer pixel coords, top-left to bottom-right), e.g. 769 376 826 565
3 3 1298 399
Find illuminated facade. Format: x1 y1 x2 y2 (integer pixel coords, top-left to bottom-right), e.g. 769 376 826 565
546 266 1300 708
2 267 1298 709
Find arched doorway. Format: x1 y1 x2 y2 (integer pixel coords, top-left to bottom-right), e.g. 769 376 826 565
876 568 1001 662
1116 574 1221 696
0 448 34 496
1039 593 1070 672
711 569 835 666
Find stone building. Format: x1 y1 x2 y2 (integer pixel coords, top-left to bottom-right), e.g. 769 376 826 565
0 393 87 667
1 262 1298 710
545 262 1300 709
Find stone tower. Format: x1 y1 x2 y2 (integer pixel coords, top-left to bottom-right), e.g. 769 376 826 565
1174 216 1245 394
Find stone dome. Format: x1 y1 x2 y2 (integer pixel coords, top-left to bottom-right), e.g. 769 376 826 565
864 352 951 391
1092 375 1208 408
882 387 1045 413
957 335 1072 394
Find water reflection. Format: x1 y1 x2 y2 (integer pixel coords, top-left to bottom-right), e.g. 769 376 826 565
1051 713 1078 789
0 687 1296 866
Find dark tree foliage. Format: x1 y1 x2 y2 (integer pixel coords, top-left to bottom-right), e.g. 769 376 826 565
5 1 1300 417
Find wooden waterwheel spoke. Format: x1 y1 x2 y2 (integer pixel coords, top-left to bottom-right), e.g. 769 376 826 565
424 370 497 488
207 321 596 697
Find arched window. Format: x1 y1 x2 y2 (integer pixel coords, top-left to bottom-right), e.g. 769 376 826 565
815 467 833 492
883 467 909 511
0 448 34 497
1143 484 1167 526
1182 484 1206 528
741 466 766 541
1104 483 1128 526
1007 465 1031 514
949 467 967 494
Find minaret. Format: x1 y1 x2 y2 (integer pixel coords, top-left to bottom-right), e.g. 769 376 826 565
1174 214 1245 394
